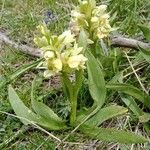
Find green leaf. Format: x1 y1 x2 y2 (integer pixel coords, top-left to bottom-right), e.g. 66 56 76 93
84 105 128 126
106 83 150 109
0 59 42 89
139 25 150 42
108 71 123 84
121 95 150 123
8 85 66 130
86 50 106 108
8 85 40 125
120 95 143 117
31 76 67 129
80 125 148 144
76 51 106 124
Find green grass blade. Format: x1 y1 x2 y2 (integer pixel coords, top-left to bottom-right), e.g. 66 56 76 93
0 59 42 88
138 25 150 42
139 48 150 64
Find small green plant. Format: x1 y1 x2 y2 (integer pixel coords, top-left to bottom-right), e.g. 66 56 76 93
8 0 148 144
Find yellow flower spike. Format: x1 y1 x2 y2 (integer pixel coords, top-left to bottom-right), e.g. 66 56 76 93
69 1 113 40
34 23 87 77
91 17 99 29
97 27 110 39
68 56 81 69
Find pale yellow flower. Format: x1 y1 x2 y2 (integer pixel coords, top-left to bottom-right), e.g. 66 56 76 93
53 58 63 72
81 1 88 5
44 51 55 60
100 14 110 25
93 5 107 16
58 30 75 46
71 10 84 19
97 27 109 39
91 16 99 23
71 43 83 55
68 54 87 69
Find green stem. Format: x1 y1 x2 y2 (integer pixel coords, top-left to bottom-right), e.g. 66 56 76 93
70 91 77 125
70 70 83 124
61 70 83 125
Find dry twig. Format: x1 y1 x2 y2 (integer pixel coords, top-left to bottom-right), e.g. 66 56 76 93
1 31 150 58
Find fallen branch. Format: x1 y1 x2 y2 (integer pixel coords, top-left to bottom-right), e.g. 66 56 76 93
0 31 42 57
111 36 150 50
1 31 150 58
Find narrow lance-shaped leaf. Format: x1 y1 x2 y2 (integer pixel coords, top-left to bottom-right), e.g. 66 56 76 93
86 50 106 108
106 83 150 109
84 105 128 126
8 85 66 130
76 51 106 123
80 125 148 144
8 85 41 125
121 95 150 123
120 95 143 117
31 76 67 129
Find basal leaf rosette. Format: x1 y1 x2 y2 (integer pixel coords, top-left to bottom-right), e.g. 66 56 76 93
34 25 87 77
69 0 113 40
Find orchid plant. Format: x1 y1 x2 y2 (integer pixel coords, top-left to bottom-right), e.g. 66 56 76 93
34 24 87 124
8 0 148 144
